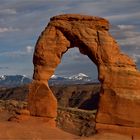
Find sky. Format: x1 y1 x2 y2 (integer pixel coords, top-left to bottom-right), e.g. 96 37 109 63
0 0 140 79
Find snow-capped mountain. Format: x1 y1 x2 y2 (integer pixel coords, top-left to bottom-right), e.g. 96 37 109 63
51 75 67 80
0 75 31 87
68 73 90 81
0 73 98 87
49 73 96 85
51 73 91 81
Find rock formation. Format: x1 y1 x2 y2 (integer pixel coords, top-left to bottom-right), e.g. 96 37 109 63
28 14 140 134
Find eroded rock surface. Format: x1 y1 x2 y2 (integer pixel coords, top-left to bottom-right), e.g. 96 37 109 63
29 14 140 134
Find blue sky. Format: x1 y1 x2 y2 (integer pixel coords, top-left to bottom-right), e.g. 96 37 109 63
0 0 140 79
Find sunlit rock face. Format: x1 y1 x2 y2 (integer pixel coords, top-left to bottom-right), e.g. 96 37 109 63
28 14 140 130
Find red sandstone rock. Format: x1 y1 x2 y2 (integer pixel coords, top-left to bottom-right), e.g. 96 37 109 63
96 123 140 137
28 14 140 132
28 81 57 118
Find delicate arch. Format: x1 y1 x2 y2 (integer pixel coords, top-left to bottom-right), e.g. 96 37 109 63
28 14 140 131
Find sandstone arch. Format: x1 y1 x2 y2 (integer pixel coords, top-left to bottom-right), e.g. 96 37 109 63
28 14 140 131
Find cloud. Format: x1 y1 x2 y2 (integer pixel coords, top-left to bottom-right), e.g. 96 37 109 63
111 24 140 48
0 27 19 33
118 32 140 46
0 66 8 69
117 25 135 30
0 8 17 15
113 25 140 47
0 51 26 57
26 46 34 53
0 46 34 57
131 54 140 63
106 12 140 22
0 28 9 33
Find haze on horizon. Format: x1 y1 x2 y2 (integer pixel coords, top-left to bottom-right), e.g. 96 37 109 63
0 0 140 79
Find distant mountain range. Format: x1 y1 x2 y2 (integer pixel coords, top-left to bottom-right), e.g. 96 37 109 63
0 75 31 87
0 73 99 87
49 73 98 85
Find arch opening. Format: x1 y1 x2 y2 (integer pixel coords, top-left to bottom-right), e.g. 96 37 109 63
49 47 100 111
53 47 98 80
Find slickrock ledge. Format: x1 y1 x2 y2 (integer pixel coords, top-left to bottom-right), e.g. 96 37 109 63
28 14 140 136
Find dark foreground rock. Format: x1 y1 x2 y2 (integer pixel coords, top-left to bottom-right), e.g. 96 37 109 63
57 107 96 136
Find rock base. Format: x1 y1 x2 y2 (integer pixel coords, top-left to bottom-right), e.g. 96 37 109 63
8 115 56 128
96 123 140 137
